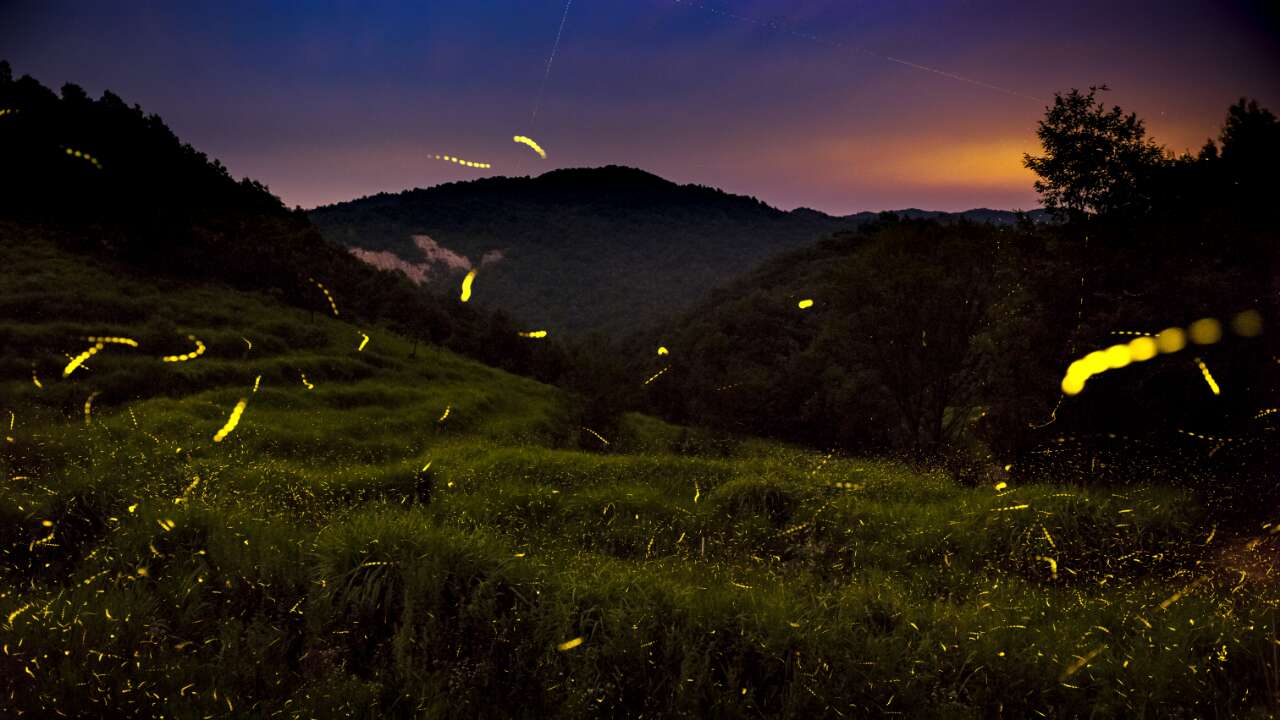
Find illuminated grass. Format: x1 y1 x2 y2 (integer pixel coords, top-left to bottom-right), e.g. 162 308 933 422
1 230 1276 717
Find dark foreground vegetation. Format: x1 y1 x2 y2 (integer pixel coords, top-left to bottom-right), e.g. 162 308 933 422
1 65 1278 717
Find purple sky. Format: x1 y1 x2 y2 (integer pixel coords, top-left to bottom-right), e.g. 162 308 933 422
4 1 1277 213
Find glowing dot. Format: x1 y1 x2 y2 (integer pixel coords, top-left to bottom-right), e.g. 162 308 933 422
1231 309 1262 337
1127 336 1158 362
798 299 814 309
1155 327 1186 354
1188 318 1222 345
1103 344 1131 369
1061 375 1085 396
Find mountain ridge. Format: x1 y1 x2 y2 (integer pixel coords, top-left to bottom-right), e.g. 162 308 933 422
310 166 1051 336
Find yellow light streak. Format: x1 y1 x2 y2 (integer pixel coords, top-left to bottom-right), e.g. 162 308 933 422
63 146 102 169
7 603 33 626
460 269 477 302
797 299 814 309
252 375 261 393
992 504 1030 512
31 370 42 389
309 277 340 316
0 109 18 118
438 405 451 423
1060 314 1252 396
1060 644 1106 682
432 154 492 169
512 135 547 159
657 346 669 356
557 637 584 651
357 332 370 351
1188 317 1222 345
581 426 609 445
83 391 99 425
213 398 247 442
64 342 104 376
162 335 206 363
243 337 253 351
644 366 669 385
1036 555 1058 579
518 330 548 338
85 335 139 347
300 371 314 390
1194 358 1220 395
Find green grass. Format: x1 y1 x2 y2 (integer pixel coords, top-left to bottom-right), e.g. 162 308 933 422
1 228 1278 718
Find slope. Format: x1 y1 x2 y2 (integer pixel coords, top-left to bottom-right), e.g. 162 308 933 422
1 222 1276 719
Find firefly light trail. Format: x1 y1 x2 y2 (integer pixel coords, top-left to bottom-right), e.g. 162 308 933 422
310 277 339 316
432 154 491 169
64 343 104 376
460 269 476 302
212 399 248 442
162 335 206 363
513 135 547 159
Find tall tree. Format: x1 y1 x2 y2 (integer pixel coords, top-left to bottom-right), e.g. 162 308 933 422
821 222 1003 457
1023 87 1166 219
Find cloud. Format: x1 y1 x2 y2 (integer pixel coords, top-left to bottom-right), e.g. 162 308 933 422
348 247 431 284
412 235 473 272
349 234 504 285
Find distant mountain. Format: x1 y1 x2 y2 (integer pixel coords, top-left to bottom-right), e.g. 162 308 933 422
310 167 1049 336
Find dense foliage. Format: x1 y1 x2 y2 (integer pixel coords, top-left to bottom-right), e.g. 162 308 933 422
638 93 1278 516
310 169 1052 336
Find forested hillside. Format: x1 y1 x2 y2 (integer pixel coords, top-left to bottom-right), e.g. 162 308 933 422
310 169 1050 335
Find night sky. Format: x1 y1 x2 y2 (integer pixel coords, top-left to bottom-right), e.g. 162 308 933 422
4 1 1277 213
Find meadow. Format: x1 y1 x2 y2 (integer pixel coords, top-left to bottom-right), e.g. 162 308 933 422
2 229 1277 718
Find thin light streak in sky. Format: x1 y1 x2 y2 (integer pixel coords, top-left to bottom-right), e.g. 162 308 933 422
672 0 1045 104
531 0 575 126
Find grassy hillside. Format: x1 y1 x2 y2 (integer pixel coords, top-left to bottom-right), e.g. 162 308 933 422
2 228 1278 718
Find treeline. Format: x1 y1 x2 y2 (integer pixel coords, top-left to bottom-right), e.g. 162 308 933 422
0 60 574 384
620 90 1277 511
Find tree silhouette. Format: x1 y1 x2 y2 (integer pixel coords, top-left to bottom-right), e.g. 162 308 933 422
1023 86 1165 219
